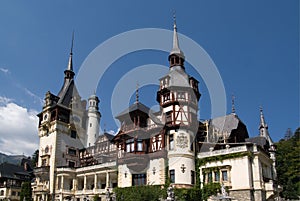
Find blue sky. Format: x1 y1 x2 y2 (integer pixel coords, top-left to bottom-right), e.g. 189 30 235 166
0 1 298 155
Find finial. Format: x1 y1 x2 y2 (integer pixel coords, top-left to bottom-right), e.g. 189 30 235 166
173 10 177 29
259 106 268 126
70 30 74 55
169 11 185 62
66 31 74 72
259 105 263 113
135 82 139 103
231 94 236 114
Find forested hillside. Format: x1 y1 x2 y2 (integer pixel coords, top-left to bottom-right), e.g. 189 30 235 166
276 127 300 199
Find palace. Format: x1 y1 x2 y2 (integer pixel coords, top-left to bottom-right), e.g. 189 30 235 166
32 21 278 201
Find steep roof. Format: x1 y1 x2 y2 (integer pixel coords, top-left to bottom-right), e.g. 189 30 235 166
208 113 249 142
57 79 81 107
115 102 150 119
0 162 30 180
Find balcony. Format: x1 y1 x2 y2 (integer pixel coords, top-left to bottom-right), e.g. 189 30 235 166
34 166 50 180
118 152 150 172
33 184 49 193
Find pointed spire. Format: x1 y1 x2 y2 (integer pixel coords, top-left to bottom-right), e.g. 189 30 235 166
135 82 139 103
259 106 269 138
231 94 236 114
169 12 185 60
64 31 75 79
67 31 74 71
259 106 268 128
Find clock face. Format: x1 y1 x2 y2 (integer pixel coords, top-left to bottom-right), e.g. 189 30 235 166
43 113 48 121
45 146 49 153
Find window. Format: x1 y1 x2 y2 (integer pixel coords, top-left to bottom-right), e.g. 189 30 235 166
214 171 220 182
169 135 174 150
41 159 47 166
90 123 92 127
157 135 162 151
166 111 172 123
126 139 134 153
163 93 171 102
161 77 169 89
137 140 143 151
191 171 195 185
151 137 156 152
12 191 16 196
177 92 185 100
222 170 228 181
0 190 4 196
170 169 175 183
132 174 146 186
68 148 77 156
71 130 77 139
68 161 75 168
208 172 213 183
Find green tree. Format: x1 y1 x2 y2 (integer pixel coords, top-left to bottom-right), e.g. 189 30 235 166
20 181 32 201
276 127 300 199
93 194 99 201
31 149 39 168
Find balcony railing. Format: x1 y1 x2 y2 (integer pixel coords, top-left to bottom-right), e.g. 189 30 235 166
34 166 50 180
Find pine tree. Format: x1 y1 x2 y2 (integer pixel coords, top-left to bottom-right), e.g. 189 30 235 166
276 127 300 199
20 181 32 201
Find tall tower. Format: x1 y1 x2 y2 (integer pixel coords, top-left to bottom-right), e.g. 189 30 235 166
156 18 201 187
86 94 101 147
33 36 87 201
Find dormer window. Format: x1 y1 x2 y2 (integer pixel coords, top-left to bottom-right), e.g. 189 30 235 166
177 92 185 100
163 93 171 102
161 77 170 89
126 139 135 153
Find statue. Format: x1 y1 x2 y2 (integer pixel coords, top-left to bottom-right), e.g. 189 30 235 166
221 183 228 197
166 186 175 201
106 188 111 201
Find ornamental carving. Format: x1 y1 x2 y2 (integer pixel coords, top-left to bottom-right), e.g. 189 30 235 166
176 133 188 148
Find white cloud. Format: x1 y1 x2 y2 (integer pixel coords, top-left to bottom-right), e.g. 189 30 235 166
0 97 39 156
0 68 9 74
0 97 13 105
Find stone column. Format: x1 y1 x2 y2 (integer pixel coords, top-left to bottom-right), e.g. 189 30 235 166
72 178 77 191
83 175 87 190
106 171 110 189
94 174 98 190
61 175 64 191
55 176 59 190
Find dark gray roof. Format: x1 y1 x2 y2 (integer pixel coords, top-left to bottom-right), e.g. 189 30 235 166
57 78 81 107
209 114 240 133
115 102 150 119
0 162 30 179
208 113 249 142
246 136 270 149
104 133 115 141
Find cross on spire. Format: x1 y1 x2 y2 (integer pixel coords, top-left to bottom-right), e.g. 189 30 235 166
135 82 139 103
231 94 236 114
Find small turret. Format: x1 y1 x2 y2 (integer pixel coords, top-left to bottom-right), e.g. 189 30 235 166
86 94 101 147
